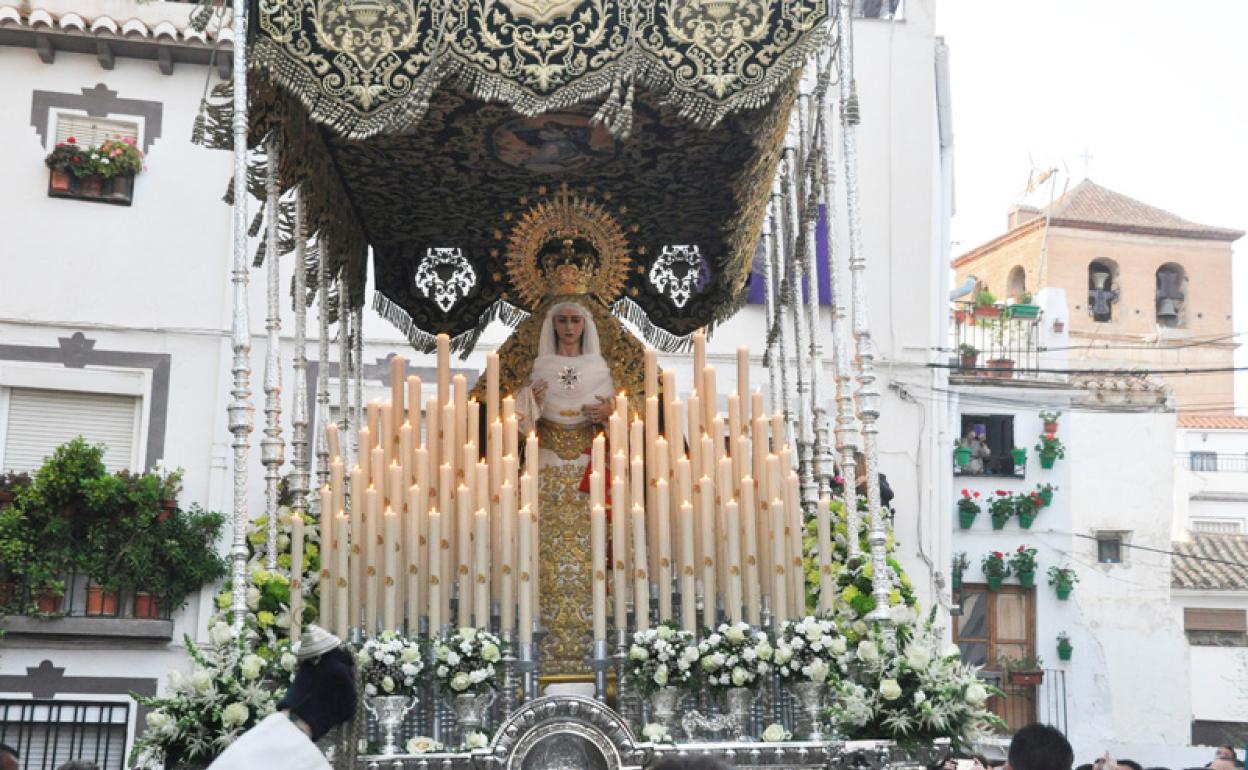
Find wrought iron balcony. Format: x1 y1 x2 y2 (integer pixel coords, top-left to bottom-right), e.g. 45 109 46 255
951 301 1044 380
979 669 1068 736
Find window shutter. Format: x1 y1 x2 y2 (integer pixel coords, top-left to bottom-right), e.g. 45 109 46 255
1184 608 1247 633
53 114 139 148
4 388 139 473
0 701 130 770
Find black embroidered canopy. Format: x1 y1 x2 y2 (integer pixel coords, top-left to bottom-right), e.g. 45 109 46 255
244 0 832 351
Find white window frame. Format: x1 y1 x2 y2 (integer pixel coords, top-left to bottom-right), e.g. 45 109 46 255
0 362 151 472
45 108 147 151
1191 518 1244 535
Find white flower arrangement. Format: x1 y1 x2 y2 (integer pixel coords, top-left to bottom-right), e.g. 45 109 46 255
462 731 489 750
433 626 504 694
829 616 1004 749
641 723 673 744
774 615 849 685
129 627 283 769
405 736 443 754
357 631 424 697
696 621 772 689
624 622 700 695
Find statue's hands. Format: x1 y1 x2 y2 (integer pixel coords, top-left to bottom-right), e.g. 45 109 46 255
581 395 613 422
532 379 549 408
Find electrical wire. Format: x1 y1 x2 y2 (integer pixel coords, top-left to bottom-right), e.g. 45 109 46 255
931 362 1248 376
933 331 1248 354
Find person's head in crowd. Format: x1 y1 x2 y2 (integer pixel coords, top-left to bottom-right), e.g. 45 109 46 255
1076 764 1094 770
1119 760 1144 770
1216 749 1238 763
0 743 18 770
1007 723 1074 770
276 626 357 742
56 761 100 770
647 757 734 770
1209 760 1237 770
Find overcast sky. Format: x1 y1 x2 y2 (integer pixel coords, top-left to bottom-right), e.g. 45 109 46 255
934 0 1248 408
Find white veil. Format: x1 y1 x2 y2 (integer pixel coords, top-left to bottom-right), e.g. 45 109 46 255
536 301 601 356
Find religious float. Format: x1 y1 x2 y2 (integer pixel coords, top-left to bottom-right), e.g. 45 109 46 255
130 1 1001 768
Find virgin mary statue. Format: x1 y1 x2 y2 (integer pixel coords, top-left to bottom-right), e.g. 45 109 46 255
476 237 648 677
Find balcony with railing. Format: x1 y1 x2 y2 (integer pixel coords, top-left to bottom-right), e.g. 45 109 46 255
979 669 1069 736
1179 451 1248 473
951 301 1046 380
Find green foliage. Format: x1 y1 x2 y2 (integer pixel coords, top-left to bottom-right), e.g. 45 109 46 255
1034 432 1065 459
1047 565 1079 589
974 290 996 306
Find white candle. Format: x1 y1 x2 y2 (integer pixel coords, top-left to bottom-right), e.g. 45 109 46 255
644 349 658 398
518 504 534 644
358 427 371 487
702 365 717 431
787 472 805 619
693 331 706 392
348 467 364 630
381 403 394 471
318 485 333 632
325 422 342 466
591 503 607 641
474 506 490 628
383 505 399 632
741 475 761 626
816 496 835 614
678 501 697 633
406 484 423 634
486 352 500 428
771 495 788 625
500 480 515 638
631 503 649 631
453 374 467 464
334 511 350 639
365 486 380 634
391 354 406 424
725 499 742 624
436 333 450 407
656 477 672 622
698 475 717 631
457 482 473 627
289 511 305 642
736 346 749 409
414 447 430 627
406 375 422 437
611 472 629 633
428 508 443 632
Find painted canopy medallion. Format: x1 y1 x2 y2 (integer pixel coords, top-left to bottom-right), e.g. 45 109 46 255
252 0 829 139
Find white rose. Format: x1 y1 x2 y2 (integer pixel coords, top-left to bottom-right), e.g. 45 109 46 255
481 642 501 662
279 652 298 673
682 647 700 664
904 643 931 670
657 625 674 640
402 663 420 677
245 586 261 611
190 670 214 695
145 711 172 732
890 604 915 625
463 731 488 750
805 625 824 643
775 646 792 665
641 723 669 742
879 679 902 701
275 612 291 630
277 533 290 550
755 640 773 660
450 672 472 691
761 723 790 742
468 669 486 684
731 667 748 687
965 683 988 706
240 654 265 680
446 652 461 666
856 640 879 663
401 646 421 664
807 660 830 683
382 676 396 693
166 670 186 692
407 736 442 753
725 625 746 644
365 683 377 696
629 645 649 661
653 664 669 686
436 645 451 661
221 702 249 728
830 637 847 655
209 621 234 647
942 643 962 659
461 627 478 641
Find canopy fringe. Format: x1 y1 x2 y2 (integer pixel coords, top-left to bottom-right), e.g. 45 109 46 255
372 293 530 358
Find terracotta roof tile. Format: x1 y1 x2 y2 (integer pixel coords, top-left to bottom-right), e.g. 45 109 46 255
1045 180 1244 240
1172 533 1248 591
1177 415 1248 430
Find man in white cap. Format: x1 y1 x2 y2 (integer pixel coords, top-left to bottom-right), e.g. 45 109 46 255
207 625 357 770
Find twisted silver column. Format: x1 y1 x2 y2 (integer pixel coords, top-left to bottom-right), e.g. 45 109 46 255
761 217 781 418
227 0 252 631
837 0 891 620
767 192 793 443
262 136 285 572
337 276 353 470
291 190 310 522
315 227 331 490
784 141 815 512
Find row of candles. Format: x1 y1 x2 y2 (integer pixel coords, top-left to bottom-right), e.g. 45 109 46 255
286 331 834 648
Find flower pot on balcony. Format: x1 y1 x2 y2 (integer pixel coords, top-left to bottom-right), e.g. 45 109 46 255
86 585 120 616
49 169 74 193
35 589 63 615
0 490 12 508
1052 320 1065 333
952 572 962 590
1057 641 1072 661
954 309 969 325
1007 669 1044 686
79 175 103 198
1008 304 1041 319
1018 512 1036 530
134 591 161 619
1011 448 1027 467
958 510 977 529
0 580 15 608
987 358 1015 378
1038 488 1054 506
1056 584 1072 600
1017 569 1036 588
986 576 1003 591
991 515 1008 531
104 174 134 203
954 446 972 469
975 305 1002 319
1039 453 1057 469
1043 421 1059 434
157 499 178 523
959 352 979 371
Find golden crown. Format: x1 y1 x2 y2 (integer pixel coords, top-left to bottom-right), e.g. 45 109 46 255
539 238 593 295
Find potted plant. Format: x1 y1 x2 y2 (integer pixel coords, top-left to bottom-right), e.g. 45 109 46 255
96 137 144 201
44 138 84 193
0 505 32 610
28 560 66 616
987 357 1015 378
1009 545 1038 587
1035 482 1056 507
0 471 30 509
1034 433 1065 468
958 343 979 370
1010 446 1027 468
1056 632 1072 661
981 551 1009 591
1008 292 1041 319
957 489 981 529
1014 491 1044 529
1039 411 1061 433
999 654 1045 685
953 441 972 470
144 505 229 616
86 582 119 616
1047 565 1079 600
989 490 1013 530
951 552 969 589
973 290 1001 318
